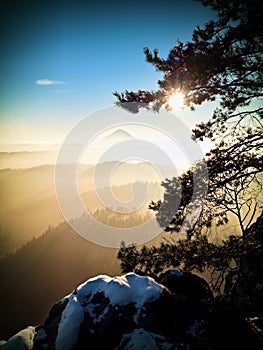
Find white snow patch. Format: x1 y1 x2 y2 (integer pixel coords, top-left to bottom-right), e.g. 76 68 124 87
79 273 164 324
0 326 35 350
55 296 84 350
76 273 164 307
114 328 174 350
54 273 165 350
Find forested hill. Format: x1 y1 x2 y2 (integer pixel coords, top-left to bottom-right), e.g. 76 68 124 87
0 164 163 257
0 222 120 340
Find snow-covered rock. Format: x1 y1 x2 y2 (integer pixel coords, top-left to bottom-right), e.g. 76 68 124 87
0 326 35 350
32 271 215 349
114 328 174 350
4 270 259 349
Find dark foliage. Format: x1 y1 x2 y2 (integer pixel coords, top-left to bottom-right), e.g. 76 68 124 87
118 213 262 295
114 0 263 120
115 0 263 323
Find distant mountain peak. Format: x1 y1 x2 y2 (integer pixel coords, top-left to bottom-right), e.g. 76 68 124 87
104 129 133 141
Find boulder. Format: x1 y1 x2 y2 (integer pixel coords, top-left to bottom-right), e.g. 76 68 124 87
1 270 261 349
32 272 211 349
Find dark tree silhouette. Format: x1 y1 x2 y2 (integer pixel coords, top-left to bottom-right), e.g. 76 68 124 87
115 0 263 314
114 0 263 119
114 0 263 236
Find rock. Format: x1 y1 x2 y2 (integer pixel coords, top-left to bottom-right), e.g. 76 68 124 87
3 269 260 349
158 269 214 302
0 326 35 350
114 328 175 350
33 272 212 349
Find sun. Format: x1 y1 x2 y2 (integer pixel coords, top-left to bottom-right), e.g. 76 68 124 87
167 91 185 110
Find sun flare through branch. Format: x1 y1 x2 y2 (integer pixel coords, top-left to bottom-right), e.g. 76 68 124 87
167 90 185 111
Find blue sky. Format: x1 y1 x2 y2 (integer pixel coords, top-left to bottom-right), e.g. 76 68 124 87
0 0 216 145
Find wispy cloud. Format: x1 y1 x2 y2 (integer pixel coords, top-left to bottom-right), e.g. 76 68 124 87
35 79 68 86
